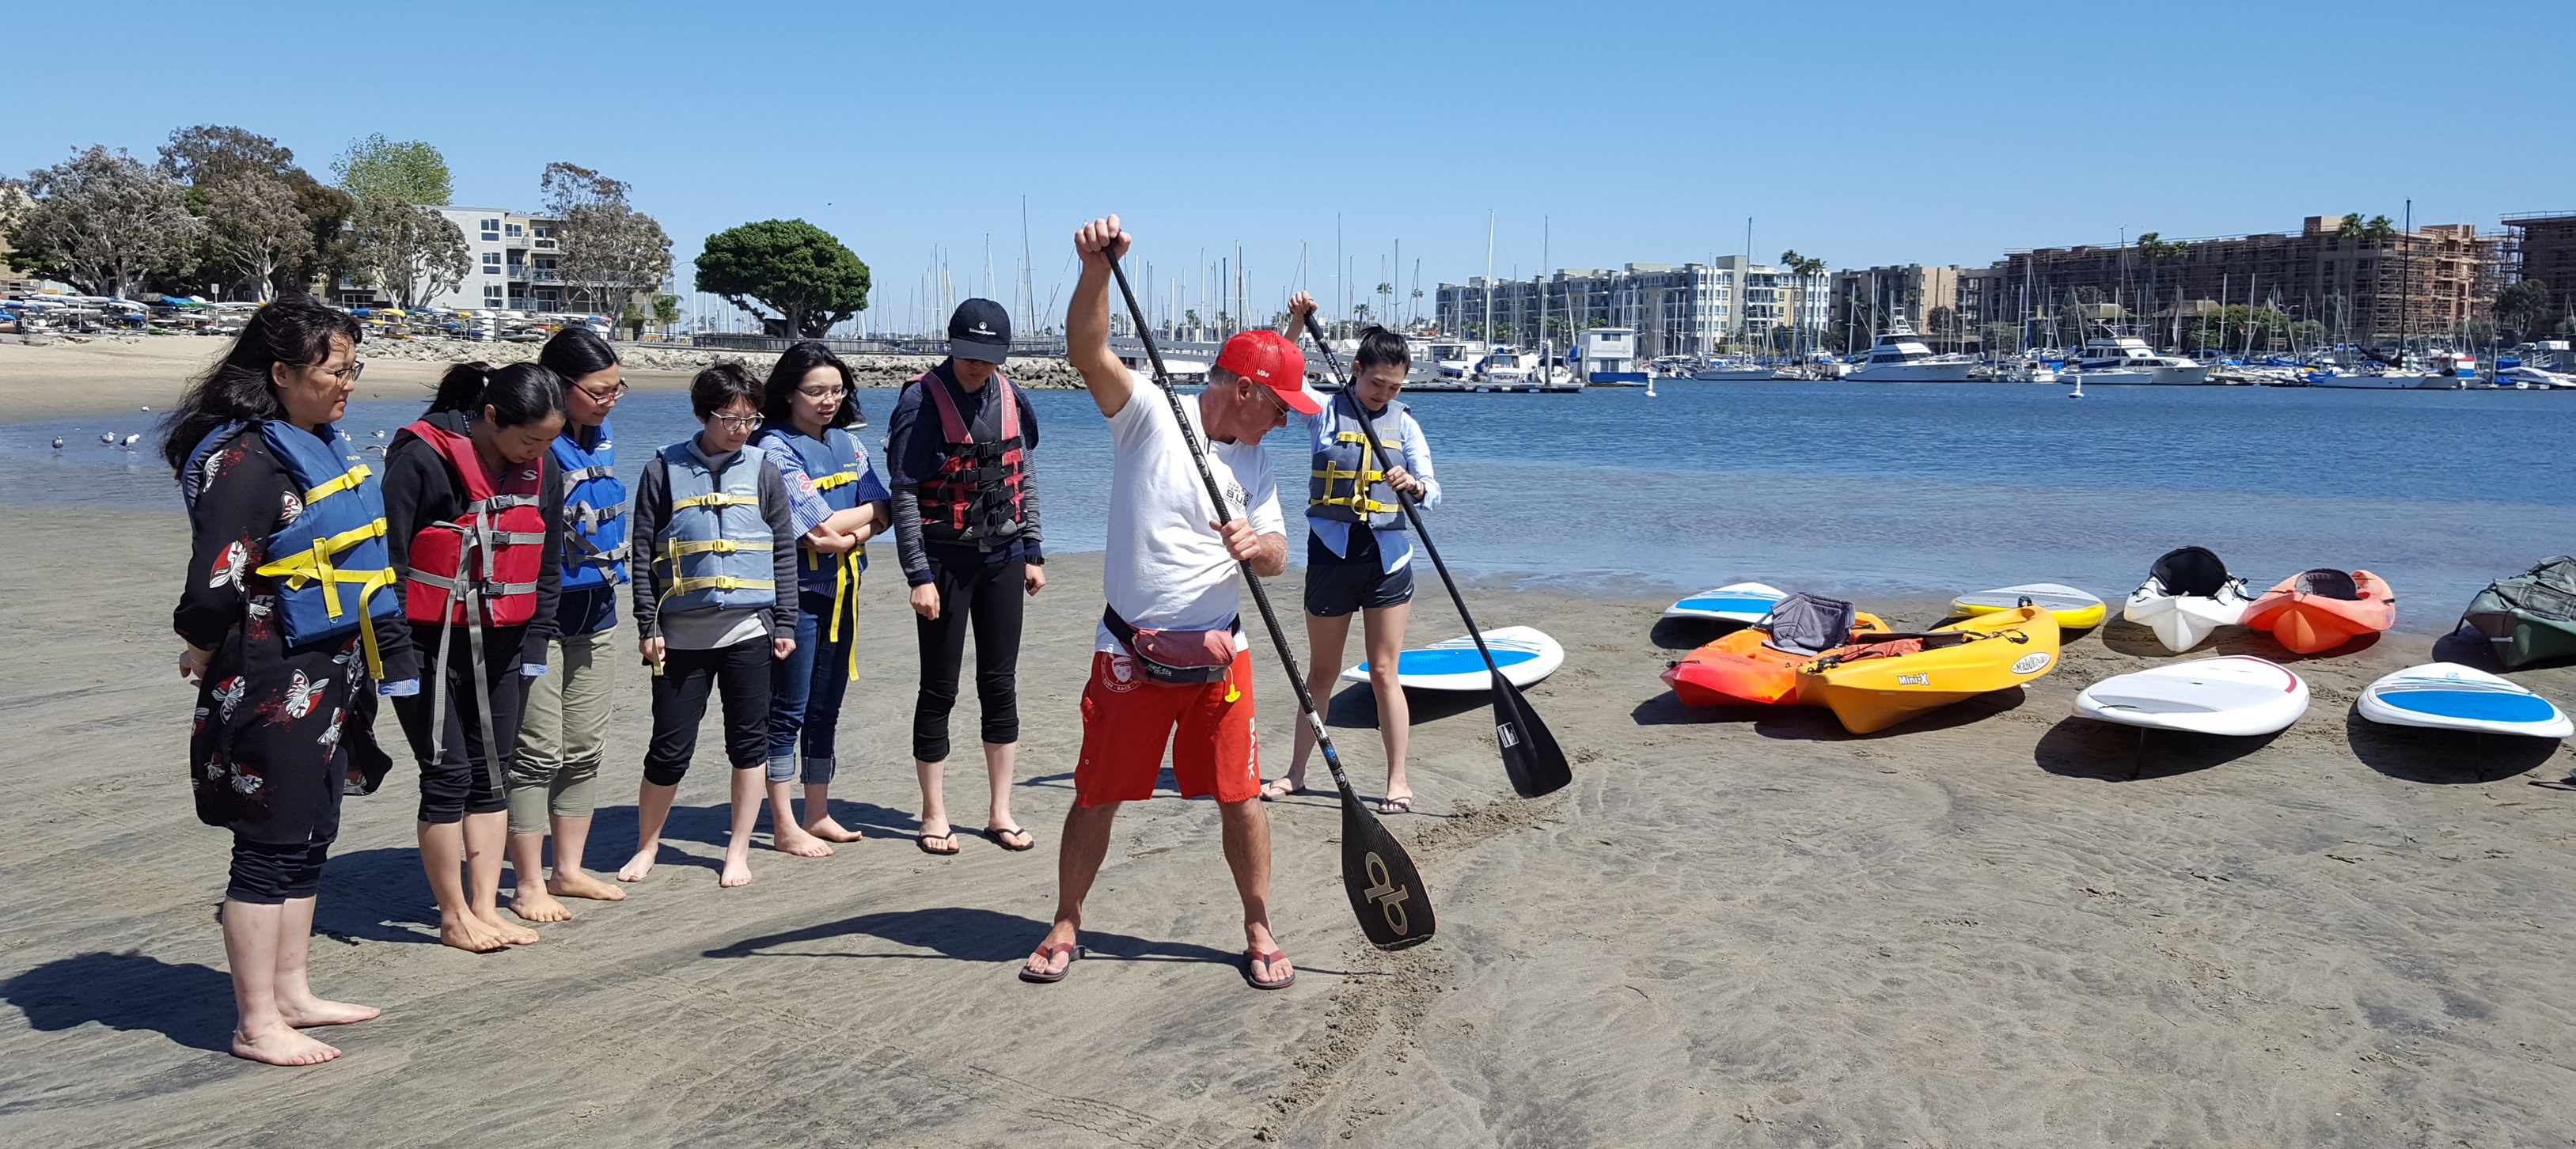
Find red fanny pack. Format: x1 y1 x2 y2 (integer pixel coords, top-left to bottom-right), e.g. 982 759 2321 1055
1103 605 1237 684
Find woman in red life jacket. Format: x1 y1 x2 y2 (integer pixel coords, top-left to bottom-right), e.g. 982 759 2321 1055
381 363 568 952
164 295 419 1065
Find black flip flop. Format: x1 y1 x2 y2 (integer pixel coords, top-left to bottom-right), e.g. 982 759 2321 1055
1019 942 1085 984
916 830 961 855
984 825 1037 851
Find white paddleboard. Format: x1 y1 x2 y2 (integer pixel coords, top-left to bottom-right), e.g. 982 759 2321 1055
2356 663 2573 738
2123 580 2254 652
2073 655 2309 736
1953 582 2107 627
1342 626 1565 692
1663 582 1788 624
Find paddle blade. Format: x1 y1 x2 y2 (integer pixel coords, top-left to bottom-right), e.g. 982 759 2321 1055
1340 797 1435 950
1492 673 1573 797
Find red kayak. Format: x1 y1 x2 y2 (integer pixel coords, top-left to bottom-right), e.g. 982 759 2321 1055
1664 611 1887 707
2244 568 2394 654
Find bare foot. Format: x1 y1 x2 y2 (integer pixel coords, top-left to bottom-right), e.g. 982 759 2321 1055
438 914 508 953
475 907 541 945
616 846 658 883
1375 791 1413 814
771 825 835 858
802 815 864 843
719 859 753 888
278 997 381 1028
510 887 572 923
233 1023 341 1066
548 869 627 902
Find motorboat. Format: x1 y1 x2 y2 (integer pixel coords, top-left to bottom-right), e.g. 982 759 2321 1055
2422 350 2479 389
2304 363 2420 389
1691 357 1780 381
1846 319 1976 381
1428 339 1486 382
2498 366 2570 389
1473 347 1536 383
2060 336 2209 385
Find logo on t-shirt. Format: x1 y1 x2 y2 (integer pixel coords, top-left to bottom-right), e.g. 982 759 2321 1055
797 475 815 495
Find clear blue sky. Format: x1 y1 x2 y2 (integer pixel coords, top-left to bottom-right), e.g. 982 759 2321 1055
11 0 2569 328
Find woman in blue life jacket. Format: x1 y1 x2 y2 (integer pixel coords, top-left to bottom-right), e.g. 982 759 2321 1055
887 299 1045 856
620 364 802 889
161 295 419 1066
503 328 634 923
753 343 891 854
382 364 567 952
1265 298 1437 813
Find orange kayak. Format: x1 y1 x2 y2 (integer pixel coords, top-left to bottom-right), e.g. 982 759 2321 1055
1664 612 1887 707
2244 568 2395 654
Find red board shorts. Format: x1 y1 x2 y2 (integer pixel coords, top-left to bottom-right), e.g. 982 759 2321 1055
1074 649 1259 807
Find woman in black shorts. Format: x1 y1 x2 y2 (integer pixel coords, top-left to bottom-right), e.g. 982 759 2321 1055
1265 302 1439 813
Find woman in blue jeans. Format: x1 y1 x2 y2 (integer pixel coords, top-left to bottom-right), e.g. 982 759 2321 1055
754 343 890 852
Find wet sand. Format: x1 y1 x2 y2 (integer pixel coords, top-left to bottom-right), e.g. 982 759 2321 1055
2 494 2574 1147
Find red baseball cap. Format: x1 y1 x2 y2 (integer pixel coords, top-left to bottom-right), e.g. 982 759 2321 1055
1216 330 1320 415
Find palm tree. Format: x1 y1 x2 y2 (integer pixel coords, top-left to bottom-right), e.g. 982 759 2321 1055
1779 250 1827 355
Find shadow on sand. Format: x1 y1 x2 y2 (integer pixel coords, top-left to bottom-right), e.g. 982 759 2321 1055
2035 718 2282 781
1649 617 1743 651
1628 688 2029 739
0 950 234 1053
2343 707 2565 784
700 905 1269 972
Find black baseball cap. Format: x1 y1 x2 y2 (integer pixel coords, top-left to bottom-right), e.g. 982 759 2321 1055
947 298 1011 363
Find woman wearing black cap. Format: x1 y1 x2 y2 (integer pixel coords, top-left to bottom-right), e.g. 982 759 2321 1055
886 299 1044 855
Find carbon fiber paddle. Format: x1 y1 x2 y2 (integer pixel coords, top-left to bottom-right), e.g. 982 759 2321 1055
1106 253 1432 950
1303 316 1573 798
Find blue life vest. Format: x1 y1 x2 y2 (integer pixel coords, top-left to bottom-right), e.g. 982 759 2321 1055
652 442 775 614
549 419 628 590
1308 394 1409 531
757 423 871 675
242 419 401 677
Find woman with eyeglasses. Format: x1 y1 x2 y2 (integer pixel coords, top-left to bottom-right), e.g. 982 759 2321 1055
381 362 568 951
499 328 634 923
887 298 1045 855
620 363 801 888
751 343 892 854
161 294 419 1064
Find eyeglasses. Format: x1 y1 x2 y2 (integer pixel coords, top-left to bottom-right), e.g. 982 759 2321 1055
578 381 630 400
1252 381 1292 419
709 413 761 430
797 386 848 400
322 361 366 384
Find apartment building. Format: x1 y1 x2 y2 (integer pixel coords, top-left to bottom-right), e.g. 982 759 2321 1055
2503 210 2576 325
1434 256 1829 358
332 207 583 313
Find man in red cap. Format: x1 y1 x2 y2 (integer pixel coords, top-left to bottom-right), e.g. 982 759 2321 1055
1021 215 1319 990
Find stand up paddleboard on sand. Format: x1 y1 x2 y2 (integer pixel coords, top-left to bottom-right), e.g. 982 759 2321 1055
2355 663 2573 738
1345 627 1564 692
2073 655 2310 736
1952 583 2107 629
1663 582 1788 625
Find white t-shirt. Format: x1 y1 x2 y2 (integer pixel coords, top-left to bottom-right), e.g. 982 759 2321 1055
1096 390 1284 654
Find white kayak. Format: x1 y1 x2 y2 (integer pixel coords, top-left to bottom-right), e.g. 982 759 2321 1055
2073 655 2310 736
1662 582 1788 624
2355 663 2573 738
1342 626 1565 692
2123 579 2255 652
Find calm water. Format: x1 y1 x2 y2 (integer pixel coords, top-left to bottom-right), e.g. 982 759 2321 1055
8 380 2571 631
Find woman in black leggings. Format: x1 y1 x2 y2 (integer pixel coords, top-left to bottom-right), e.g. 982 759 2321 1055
887 299 1044 855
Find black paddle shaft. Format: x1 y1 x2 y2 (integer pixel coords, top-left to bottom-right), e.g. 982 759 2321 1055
1103 253 1433 950
1302 317 1573 798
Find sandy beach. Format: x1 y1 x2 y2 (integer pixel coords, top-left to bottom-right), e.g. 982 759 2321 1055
2 355 2574 1146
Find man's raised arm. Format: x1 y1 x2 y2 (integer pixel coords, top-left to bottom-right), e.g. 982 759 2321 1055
1067 215 1136 419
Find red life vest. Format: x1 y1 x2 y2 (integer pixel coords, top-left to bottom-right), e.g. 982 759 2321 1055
400 419 548 627
915 370 1028 542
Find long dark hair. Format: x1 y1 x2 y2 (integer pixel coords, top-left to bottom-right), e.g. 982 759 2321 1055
427 362 567 428
537 326 620 383
158 294 363 473
761 340 860 430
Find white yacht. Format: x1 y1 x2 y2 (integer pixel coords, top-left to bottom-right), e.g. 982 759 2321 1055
1428 339 1486 381
1691 357 1778 381
1473 347 1536 383
2061 336 2210 385
1846 320 1977 381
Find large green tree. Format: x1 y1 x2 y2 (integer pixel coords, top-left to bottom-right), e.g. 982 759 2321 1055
694 219 871 337
348 199 467 309
2495 279 2558 340
331 134 451 206
9 146 199 298
157 126 327 300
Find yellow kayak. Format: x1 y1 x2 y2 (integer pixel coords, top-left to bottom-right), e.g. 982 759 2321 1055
1796 605 2063 734
1949 582 2107 629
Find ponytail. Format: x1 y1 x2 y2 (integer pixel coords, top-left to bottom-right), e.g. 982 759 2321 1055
427 361 567 430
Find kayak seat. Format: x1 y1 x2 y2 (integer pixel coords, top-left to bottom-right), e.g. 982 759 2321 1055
1761 592 1858 657
2293 568 2361 600
2149 546 2234 598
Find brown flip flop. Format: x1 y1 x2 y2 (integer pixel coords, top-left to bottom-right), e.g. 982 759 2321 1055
1019 942 1085 984
1242 949 1296 990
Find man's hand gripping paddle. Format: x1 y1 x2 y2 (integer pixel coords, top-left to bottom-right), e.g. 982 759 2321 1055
1106 252 1433 950
1302 316 1572 798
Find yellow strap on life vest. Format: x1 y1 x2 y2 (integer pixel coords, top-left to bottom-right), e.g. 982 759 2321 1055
673 492 761 510
1310 465 1399 514
659 574 774 603
253 515 396 679
810 471 859 491
666 537 758 557
304 462 373 504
